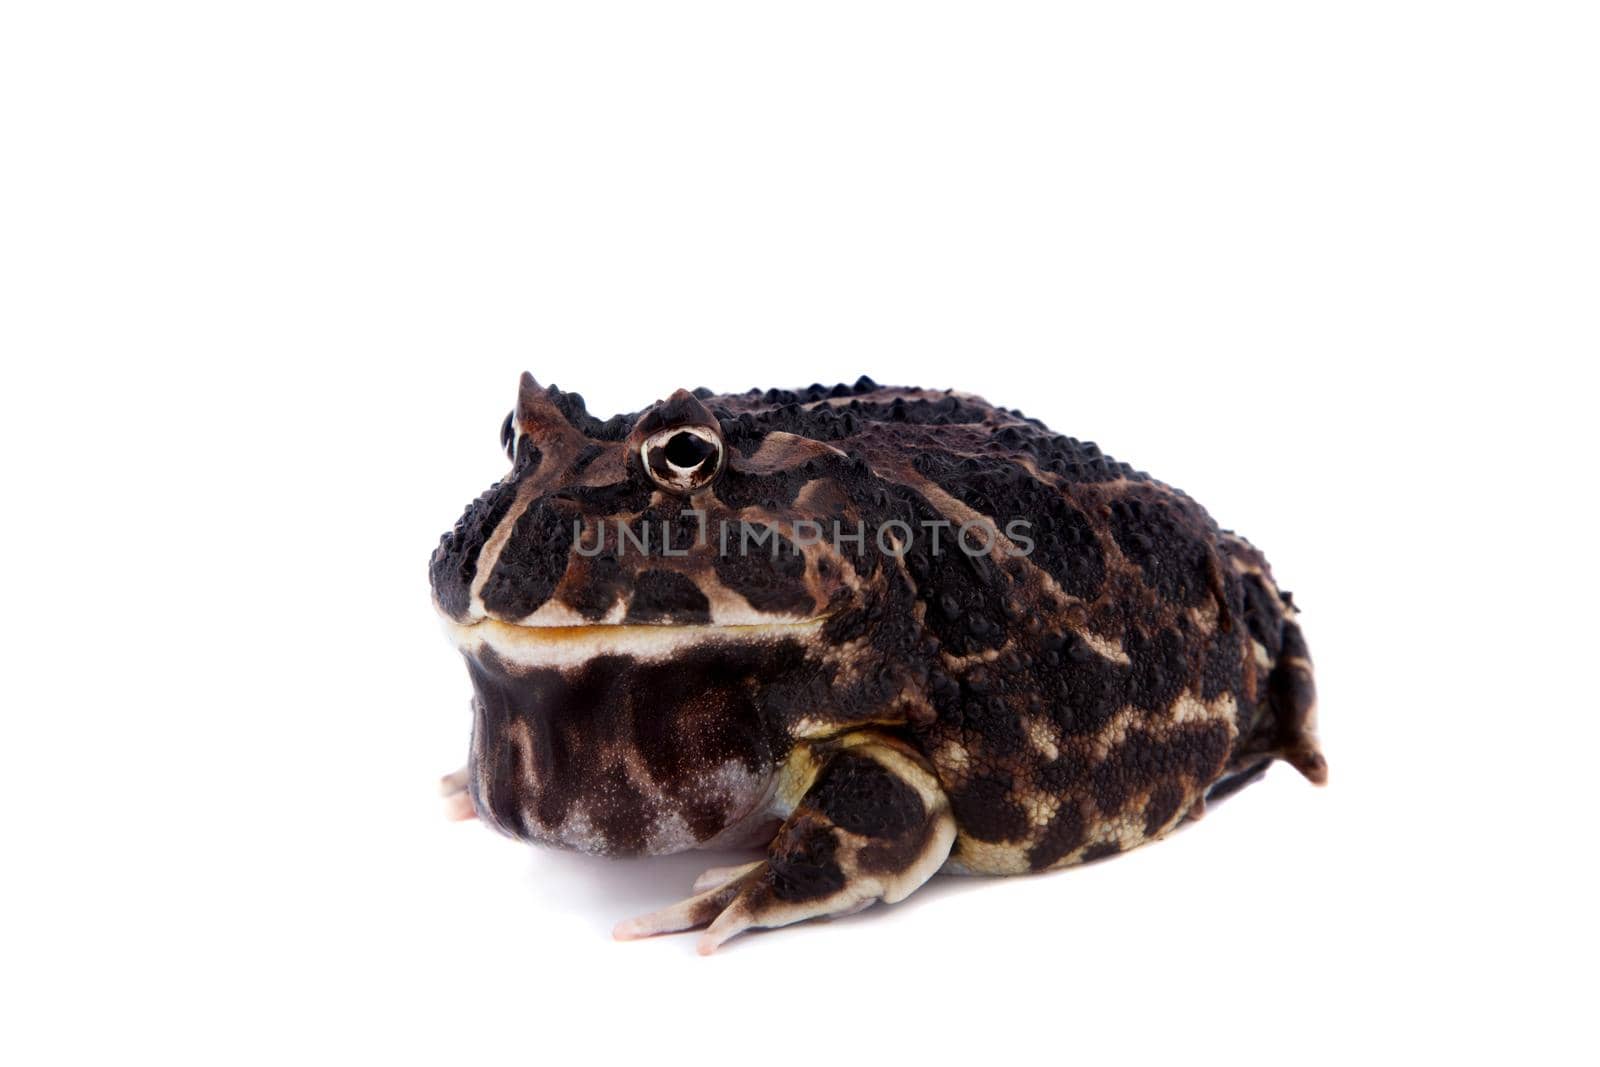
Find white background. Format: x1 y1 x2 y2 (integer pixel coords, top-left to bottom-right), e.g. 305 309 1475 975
3 3 1596 1064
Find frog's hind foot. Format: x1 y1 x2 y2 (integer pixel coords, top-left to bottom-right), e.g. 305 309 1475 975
1223 533 1327 787
439 766 477 821
1264 617 1327 784
613 736 956 954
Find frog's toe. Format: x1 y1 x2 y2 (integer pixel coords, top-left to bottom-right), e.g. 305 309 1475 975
694 877 876 955
614 860 879 953
613 871 754 942
690 861 763 893
439 766 477 821
443 792 476 821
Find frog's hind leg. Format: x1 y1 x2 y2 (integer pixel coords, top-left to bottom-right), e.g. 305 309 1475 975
614 734 956 954
1223 534 1327 786
1225 612 1327 785
1262 617 1327 784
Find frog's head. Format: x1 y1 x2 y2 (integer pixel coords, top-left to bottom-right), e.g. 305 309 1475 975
429 374 899 855
430 373 872 633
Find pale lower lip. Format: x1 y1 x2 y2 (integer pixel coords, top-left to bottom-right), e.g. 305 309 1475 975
445 616 825 670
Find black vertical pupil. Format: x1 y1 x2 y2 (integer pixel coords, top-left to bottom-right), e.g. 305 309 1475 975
663 431 716 469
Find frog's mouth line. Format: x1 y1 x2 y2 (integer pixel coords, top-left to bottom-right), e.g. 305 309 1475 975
446 616 827 670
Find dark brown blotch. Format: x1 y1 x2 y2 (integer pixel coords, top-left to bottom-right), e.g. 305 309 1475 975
808 751 926 840
767 813 848 902
1143 780 1186 836
1090 721 1232 816
712 526 815 615
948 773 1030 843
624 569 712 624
480 499 575 619
1080 840 1123 863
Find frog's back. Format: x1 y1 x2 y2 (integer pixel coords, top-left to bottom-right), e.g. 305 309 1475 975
723 384 1324 875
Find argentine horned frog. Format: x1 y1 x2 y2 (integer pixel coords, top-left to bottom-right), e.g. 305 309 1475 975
431 375 1325 952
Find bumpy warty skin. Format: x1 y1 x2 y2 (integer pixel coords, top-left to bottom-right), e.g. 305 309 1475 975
430 374 1325 882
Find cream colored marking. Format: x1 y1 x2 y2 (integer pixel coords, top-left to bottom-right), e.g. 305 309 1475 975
897 473 1038 570
698 567 825 628
872 446 1128 625
446 616 826 670
1011 455 1144 503
506 563 818 630
1188 595 1224 628
514 599 632 628
946 838 1030 876
465 476 541 614
1278 653 1320 738
881 803 957 904
740 431 850 472
694 499 842 621
770 744 825 815
788 711 908 741
465 429 593 618
934 740 970 777
1226 553 1267 579
1170 692 1236 725
789 476 853 515
1090 707 1140 760
938 643 1007 672
1022 790 1059 830
1026 717 1060 761
575 446 628 486
1078 629 1130 664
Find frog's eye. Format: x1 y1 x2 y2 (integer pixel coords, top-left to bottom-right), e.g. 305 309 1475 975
641 425 724 493
499 411 515 460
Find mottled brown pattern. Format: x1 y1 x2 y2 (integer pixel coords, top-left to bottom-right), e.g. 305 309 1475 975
432 375 1325 943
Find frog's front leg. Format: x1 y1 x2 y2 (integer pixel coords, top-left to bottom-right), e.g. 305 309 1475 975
615 733 956 954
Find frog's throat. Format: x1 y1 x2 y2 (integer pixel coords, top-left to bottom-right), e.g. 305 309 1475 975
444 616 826 670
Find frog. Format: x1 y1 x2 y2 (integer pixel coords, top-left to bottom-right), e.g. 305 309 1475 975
430 374 1326 953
